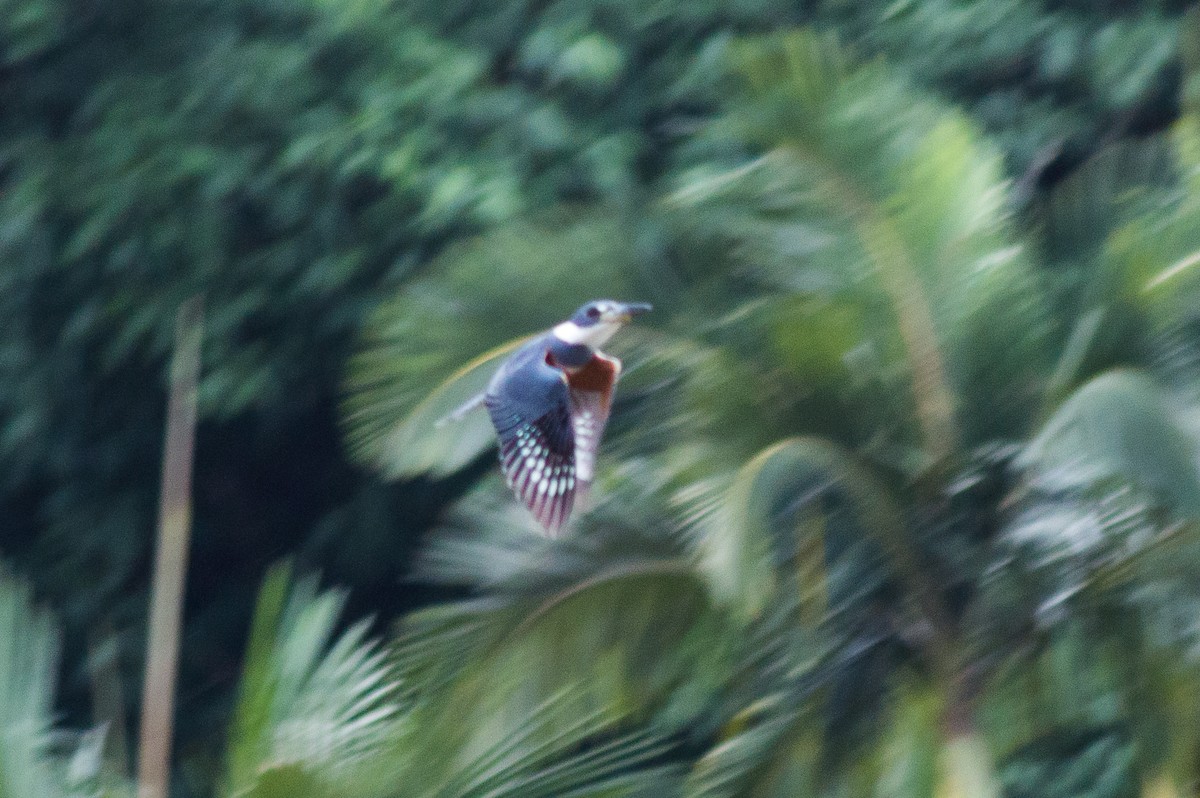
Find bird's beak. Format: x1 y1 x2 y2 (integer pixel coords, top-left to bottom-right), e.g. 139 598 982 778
609 302 652 323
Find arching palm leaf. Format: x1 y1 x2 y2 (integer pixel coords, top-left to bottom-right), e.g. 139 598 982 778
692 436 918 630
394 688 681 798
396 483 730 738
673 30 1052 455
1021 370 1200 519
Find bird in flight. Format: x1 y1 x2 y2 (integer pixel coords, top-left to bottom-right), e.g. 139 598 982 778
449 300 651 534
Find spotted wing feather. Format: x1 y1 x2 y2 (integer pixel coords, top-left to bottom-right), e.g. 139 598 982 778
485 351 577 534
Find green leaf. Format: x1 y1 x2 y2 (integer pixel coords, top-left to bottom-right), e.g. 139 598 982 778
1022 370 1200 519
222 563 293 795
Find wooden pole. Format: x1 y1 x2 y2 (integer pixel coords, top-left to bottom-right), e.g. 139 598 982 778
137 296 204 798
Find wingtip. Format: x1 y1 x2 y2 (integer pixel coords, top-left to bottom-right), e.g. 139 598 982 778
533 489 574 537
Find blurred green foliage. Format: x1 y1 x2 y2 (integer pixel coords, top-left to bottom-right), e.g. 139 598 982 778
0 0 1198 795
349 18 1200 798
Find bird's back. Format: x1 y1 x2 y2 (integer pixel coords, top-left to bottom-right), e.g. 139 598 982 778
486 333 564 412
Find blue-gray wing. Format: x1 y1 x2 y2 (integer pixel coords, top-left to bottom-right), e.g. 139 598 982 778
484 351 576 534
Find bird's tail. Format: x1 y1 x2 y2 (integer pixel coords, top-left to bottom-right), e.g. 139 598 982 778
436 392 486 427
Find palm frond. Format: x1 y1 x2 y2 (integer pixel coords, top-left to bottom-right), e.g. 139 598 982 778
1021 370 1200 520
221 563 402 797
684 702 807 798
390 480 731 744
682 624 903 798
426 690 681 798
217 568 687 798
0 568 67 798
681 31 1056 451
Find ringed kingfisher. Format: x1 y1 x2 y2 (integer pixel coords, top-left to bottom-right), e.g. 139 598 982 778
449 300 651 534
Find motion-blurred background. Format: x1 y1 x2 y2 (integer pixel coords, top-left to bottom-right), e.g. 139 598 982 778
3 0 1200 796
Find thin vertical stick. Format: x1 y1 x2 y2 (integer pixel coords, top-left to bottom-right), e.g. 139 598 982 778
137 296 204 798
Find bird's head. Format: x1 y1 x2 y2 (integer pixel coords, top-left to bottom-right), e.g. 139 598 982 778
552 299 652 348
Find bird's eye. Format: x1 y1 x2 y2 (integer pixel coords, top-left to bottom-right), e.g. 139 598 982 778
586 306 601 319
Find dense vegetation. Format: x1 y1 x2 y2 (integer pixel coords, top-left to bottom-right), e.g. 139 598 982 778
1 0 1200 795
